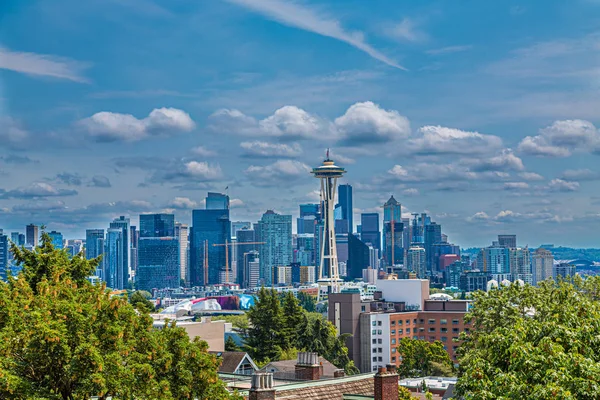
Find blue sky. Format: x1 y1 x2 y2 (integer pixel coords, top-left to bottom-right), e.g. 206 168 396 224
1 0 600 247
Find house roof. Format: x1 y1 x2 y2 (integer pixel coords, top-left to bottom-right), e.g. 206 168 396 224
210 351 257 374
261 357 338 377
275 373 375 400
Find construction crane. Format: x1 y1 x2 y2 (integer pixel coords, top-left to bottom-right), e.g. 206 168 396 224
213 240 266 283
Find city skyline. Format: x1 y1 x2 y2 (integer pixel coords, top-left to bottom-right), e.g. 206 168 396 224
2 1 600 247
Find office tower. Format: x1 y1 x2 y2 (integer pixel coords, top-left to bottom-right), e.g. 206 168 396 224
47 231 64 249
85 229 105 260
190 206 230 286
104 228 123 289
236 228 256 287
130 226 139 249
360 213 381 250
337 184 353 234
424 222 442 273
383 196 403 267
401 218 411 255
129 226 139 276
243 251 260 288
431 243 460 273
368 246 380 271
0 233 8 280
554 263 576 280
407 245 426 278
533 248 554 285
296 233 315 266
274 266 292 285
231 221 252 238
297 203 319 235
411 213 431 244
477 244 510 274
446 261 468 288
311 154 346 294
509 247 532 284
347 233 370 280
498 234 517 248
137 214 180 291
10 232 19 245
175 222 189 285
109 216 130 287
18 233 25 246
255 210 292 286
26 224 39 247
206 192 230 210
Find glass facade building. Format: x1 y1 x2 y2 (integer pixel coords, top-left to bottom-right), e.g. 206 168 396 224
26 224 38 247
109 216 130 288
337 184 353 234
255 210 292 286
85 229 105 260
206 192 230 210
360 213 381 251
190 208 231 286
104 228 123 289
48 231 64 249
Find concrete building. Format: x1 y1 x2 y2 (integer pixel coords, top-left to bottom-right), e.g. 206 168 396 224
26 224 39 247
255 210 292 286
533 247 554 285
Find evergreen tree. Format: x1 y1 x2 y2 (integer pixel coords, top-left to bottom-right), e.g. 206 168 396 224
243 287 286 363
225 336 240 352
297 291 316 312
130 290 155 313
281 291 305 349
396 338 454 378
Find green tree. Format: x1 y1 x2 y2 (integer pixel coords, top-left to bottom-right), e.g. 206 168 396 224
396 338 454 378
0 232 239 400
297 291 316 312
243 287 286 363
281 291 305 349
398 385 414 399
456 276 600 399
130 290 155 313
225 336 240 352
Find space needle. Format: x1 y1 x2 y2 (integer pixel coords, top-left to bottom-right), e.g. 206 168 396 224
312 149 346 297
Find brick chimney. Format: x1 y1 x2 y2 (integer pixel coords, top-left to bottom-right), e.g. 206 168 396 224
295 352 321 380
249 372 275 400
374 365 399 400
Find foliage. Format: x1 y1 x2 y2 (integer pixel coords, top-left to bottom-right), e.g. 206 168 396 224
279 347 299 361
130 290 155 313
0 232 239 400
456 276 600 399
216 314 249 331
398 385 414 399
281 291 305 349
297 291 316 312
225 336 240 352
396 338 454 378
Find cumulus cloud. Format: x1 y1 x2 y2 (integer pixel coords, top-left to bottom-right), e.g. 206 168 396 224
55 172 83 186
79 107 195 142
191 146 217 157
403 188 419 196
0 117 29 148
409 125 502 155
151 161 223 183
335 101 410 145
519 172 544 181
503 182 530 190
387 163 476 183
89 175 111 188
559 169 600 181
385 18 426 42
0 182 78 199
244 159 311 187
0 47 90 83
547 178 580 192
518 119 600 157
166 197 199 209
240 141 303 158
469 150 525 172
467 211 490 222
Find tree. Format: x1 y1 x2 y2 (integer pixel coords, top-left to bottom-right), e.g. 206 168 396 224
297 291 316 312
130 290 155 313
0 232 239 400
225 336 240 352
396 338 454 378
243 287 287 363
398 386 414 399
456 276 600 399
281 291 305 349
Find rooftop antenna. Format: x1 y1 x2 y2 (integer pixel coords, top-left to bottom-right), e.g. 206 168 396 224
326 148 330 160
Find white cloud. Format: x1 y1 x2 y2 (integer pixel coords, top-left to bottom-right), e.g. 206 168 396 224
409 125 502 155
335 101 410 144
519 172 544 181
504 182 530 190
426 45 473 55
244 159 311 187
559 168 600 181
387 163 476 183
240 141 302 158
0 47 90 83
0 182 78 199
469 150 525 172
467 211 490 222
149 160 223 184
259 106 326 140
0 117 29 147
518 119 600 157
403 188 419 196
80 107 195 142
547 178 580 192
167 197 199 209
385 18 425 42
191 146 217 157
230 198 245 208
225 0 405 69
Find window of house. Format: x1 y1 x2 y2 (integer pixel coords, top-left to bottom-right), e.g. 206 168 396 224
378 330 382 335
373 357 377 362
391 339 396 345
398 320 403 326
378 321 382 326
372 348 377 353
452 328 459 334
419 327 424 332
428 319 436 324
441 336 448 342
391 320 396 326
391 330 396 335
398 329 403 334
405 319 410 325
378 357 383 362
378 348 382 353
361 306 366 312
406 328 411 333
392 348 396 353
413 319 417 324
372 330 376 335
372 321 376 326
372 339 377 344
428 327 436 332
378 339 382 344
440 319 447 325
441 327 448 333
392 357 396 362
452 319 459 325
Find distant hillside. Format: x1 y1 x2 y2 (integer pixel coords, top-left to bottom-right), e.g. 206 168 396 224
462 247 600 262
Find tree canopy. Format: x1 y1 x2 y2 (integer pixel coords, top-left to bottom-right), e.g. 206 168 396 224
396 338 455 378
0 232 239 400
456 276 600 399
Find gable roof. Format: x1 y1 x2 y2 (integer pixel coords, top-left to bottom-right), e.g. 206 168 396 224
210 351 257 374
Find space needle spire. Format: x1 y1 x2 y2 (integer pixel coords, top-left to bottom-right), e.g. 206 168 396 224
311 149 346 297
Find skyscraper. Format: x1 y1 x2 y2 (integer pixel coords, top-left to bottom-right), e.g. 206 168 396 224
137 214 180 291
206 192 230 210
104 228 123 289
47 231 64 249
255 210 292 286
360 213 381 250
109 216 130 287
190 206 230 286
236 227 256 288
498 234 517 248
337 184 353 234
424 222 442 273
86 229 105 260
477 245 510 275
297 204 319 235
175 222 189 285
26 224 38 247
533 247 554 285
231 221 252 238
509 247 532 284
130 226 139 277
244 251 260 288
0 233 8 280
383 195 403 267
347 233 370 280
407 245 426 278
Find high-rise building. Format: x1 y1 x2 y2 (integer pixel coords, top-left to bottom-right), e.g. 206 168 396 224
347 233 370 280
477 245 510 274
383 196 403 267
360 213 381 251
243 251 260 288
85 229 105 260
104 228 123 289
498 234 517 248
407 245 426 278
231 221 252 238
296 233 316 267
255 210 292 286
137 214 180 291
509 247 532 284
533 248 554 285
411 213 431 244
0 233 9 280
424 222 442 273
175 222 189 285
274 265 292 285
206 192 230 210
297 204 319 235
190 207 231 286
10 232 20 246
337 184 353 234
47 231 64 249
26 224 39 247
109 216 130 287
554 263 576 280
236 228 256 287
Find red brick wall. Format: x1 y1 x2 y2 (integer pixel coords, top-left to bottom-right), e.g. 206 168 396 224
374 369 399 400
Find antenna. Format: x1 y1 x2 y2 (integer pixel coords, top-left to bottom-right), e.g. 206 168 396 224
326 148 330 160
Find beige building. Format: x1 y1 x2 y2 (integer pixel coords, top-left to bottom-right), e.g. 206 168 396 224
152 315 226 351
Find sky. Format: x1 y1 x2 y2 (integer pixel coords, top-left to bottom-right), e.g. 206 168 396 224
1 0 600 247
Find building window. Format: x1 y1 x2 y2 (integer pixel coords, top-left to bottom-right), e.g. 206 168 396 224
428 319 436 325
391 339 396 345
452 319 459 325
429 336 435 341
452 328 459 334
441 327 448 333
378 321 382 326
398 320 403 326
441 337 448 342
361 306 366 312
440 319 447 325
419 319 424 324
406 328 411 334
428 327 436 333
391 330 396 335
372 339 376 344
419 327 424 332
398 329 403 334
392 357 396 362
464 328 470 333
372 321 376 326
405 319 410 325
372 348 377 353
378 330 382 335
378 339 382 344
378 357 383 362
373 357 377 362
391 320 396 326
378 348 382 353
372 330 376 335
392 348 397 353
